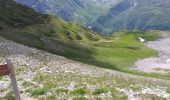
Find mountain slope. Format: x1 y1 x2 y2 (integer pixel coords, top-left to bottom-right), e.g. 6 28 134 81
0 37 170 99
16 0 170 34
15 0 122 26
0 0 101 61
92 0 170 33
1 0 165 79
1 1 170 99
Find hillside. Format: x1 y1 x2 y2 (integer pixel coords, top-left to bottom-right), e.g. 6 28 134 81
0 0 167 78
1 0 170 99
0 37 170 99
16 0 170 34
0 0 101 55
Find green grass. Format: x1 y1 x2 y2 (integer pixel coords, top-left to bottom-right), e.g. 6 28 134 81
23 70 170 99
93 34 156 69
166 87 170 93
1 0 169 80
31 88 47 96
22 81 32 87
4 91 15 100
55 89 69 94
73 96 88 100
71 88 87 95
46 95 56 100
93 88 108 95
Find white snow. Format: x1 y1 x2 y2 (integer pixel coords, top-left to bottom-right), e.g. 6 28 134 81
138 37 145 42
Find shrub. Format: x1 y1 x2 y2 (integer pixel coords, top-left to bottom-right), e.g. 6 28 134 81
31 88 47 96
166 87 170 93
73 96 88 100
68 36 74 40
65 30 71 36
71 88 87 95
93 88 108 95
76 34 83 40
47 95 56 100
5 91 15 100
55 89 69 94
0 26 3 30
22 81 31 87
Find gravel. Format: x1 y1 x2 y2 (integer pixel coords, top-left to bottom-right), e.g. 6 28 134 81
135 38 170 73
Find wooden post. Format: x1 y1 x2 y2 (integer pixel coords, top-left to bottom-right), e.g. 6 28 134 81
0 64 9 76
6 59 21 100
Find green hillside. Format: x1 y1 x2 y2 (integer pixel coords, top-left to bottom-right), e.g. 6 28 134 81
0 0 100 51
1 0 165 79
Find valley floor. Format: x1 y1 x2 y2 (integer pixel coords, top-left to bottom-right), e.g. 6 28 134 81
0 37 170 100
135 38 170 73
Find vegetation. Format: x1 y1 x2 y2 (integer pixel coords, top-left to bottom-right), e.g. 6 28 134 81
20 70 168 99
93 88 108 95
55 89 69 94
1 0 170 100
71 88 87 95
73 96 88 100
4 91 15 100
0 0 166 79
31 88 47 96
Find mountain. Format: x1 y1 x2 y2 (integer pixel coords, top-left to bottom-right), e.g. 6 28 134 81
15 0 122 26
0 0 159 73
92 0 170 33
1 1 170 99
16 0 170 34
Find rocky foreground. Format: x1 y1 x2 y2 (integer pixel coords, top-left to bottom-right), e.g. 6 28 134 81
0 37 170 100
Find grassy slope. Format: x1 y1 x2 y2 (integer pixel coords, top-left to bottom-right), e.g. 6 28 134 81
1 0 168 79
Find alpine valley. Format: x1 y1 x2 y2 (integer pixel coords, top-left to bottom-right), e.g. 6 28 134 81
1 0 170 99
16 0 170 34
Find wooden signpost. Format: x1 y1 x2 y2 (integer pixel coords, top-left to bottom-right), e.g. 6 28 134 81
0 59 21 100
0 64 9 76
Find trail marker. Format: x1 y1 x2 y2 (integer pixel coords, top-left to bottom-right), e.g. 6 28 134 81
0 59 21 100
0 64 9 76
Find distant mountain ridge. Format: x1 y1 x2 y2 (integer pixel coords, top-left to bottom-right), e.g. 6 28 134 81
15 0 121 26
92 0 170 33
15 0 170 34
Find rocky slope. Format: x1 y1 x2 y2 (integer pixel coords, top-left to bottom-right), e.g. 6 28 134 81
0 37 170 99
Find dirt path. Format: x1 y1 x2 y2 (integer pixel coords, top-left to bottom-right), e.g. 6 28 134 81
135 38 170 73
